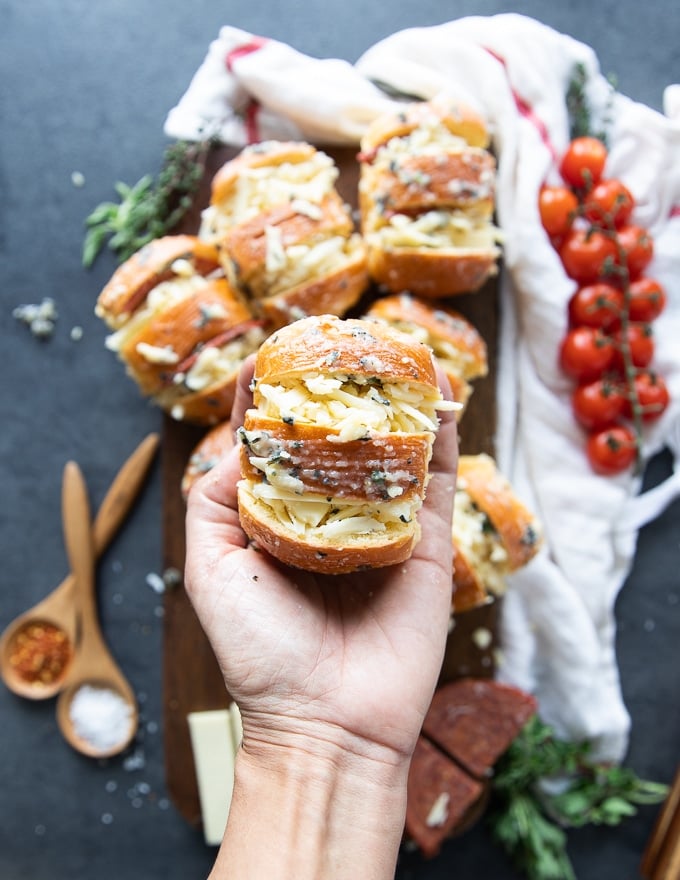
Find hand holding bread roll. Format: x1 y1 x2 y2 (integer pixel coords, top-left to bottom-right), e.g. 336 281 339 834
236 314 458 574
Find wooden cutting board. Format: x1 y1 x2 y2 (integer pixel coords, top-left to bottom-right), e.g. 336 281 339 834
162 146 500 826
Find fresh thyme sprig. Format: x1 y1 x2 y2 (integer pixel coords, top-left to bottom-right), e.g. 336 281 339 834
566 61 617 146
488 716 668 880
82 138 214 268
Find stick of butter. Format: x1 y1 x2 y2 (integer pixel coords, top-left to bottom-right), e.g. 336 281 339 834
187 705 241 846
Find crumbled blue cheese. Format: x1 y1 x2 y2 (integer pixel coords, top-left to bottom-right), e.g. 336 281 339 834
13 297 58 339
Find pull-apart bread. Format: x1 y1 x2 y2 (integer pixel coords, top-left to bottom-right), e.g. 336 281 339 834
96 235 267 425
364 293 488 419
451 454 542 614
236 314 456 574
200 141 368 328
358 97 501 297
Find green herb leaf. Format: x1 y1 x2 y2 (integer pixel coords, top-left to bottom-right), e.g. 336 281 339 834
488 716 668 880
81 138 214 269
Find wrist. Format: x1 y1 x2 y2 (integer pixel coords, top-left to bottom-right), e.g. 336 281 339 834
211 725 410 880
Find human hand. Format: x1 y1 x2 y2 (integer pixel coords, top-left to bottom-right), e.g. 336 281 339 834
185 356 458 767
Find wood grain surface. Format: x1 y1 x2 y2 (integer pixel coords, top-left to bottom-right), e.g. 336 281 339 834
162 145 500 826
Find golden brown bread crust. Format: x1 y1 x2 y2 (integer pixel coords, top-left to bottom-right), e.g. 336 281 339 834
366 245 498 298
237 315 444 574
210 141 320 206
360 96 490 152
119 278 256 396
365 294 488 380
457 454 542 572
239 413 431 502
181 420 235 500
360 150 496 219
206 141 368 323
359 97 499 298
253 314 438 389
96 235 221 326
237 485 420 575
364 293 488 420
451 548 490 614
221 192 353 292
258 243 368 329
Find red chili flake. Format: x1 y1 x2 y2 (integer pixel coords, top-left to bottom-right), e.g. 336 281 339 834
8 621 72 685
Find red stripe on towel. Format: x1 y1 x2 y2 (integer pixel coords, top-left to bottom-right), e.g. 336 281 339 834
483 47 560 164
225 37 268 72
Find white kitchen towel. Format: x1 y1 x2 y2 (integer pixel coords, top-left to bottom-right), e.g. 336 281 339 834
165 14 680 762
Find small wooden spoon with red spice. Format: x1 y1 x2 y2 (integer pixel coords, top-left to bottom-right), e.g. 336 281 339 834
0 433 159 700
56 461 139 758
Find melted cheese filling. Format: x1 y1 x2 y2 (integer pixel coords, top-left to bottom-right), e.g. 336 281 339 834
241 481 421 539
177 326 267 393
372 317 484 381
200 150 338 241
256 232 363 297
376 122 469 160
255 374 445 441
371 210 502 251
104 275 212 353
453 488 508 595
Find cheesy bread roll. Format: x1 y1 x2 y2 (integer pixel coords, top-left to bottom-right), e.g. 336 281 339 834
96 236 267 426
96 235 221 328
364 293 488 419
358 97 501 298
451 454 542 613
201 141 368 326
236 314 455 574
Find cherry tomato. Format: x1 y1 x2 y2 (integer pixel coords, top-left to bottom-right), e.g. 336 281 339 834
613 323 655 370
572 378 626 431
583 178 635 228
559 137 608 190
559 326 615 382
616 224 654 278
559 228 618 284
624 371 670 422
568 282 624 329
539 185 579 237
586 425 637 475
628 277 667 322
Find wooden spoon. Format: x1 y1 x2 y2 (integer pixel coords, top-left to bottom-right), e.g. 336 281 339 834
0 433 159 700
56 461 139 758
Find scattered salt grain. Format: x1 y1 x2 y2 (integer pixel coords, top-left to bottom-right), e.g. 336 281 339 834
71 171 86 187
69 684 133 752
101 813 114 825
644 619 656 632
105 780 118 793
146 572 166 595
70 325 83 341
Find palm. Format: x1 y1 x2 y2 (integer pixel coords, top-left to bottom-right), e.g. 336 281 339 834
185 362 458 759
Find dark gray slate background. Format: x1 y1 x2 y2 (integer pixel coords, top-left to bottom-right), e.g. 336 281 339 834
0 2 678 878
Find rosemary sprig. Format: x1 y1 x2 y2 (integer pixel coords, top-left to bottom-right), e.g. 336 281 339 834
488 716 668 880
82 138 213 268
